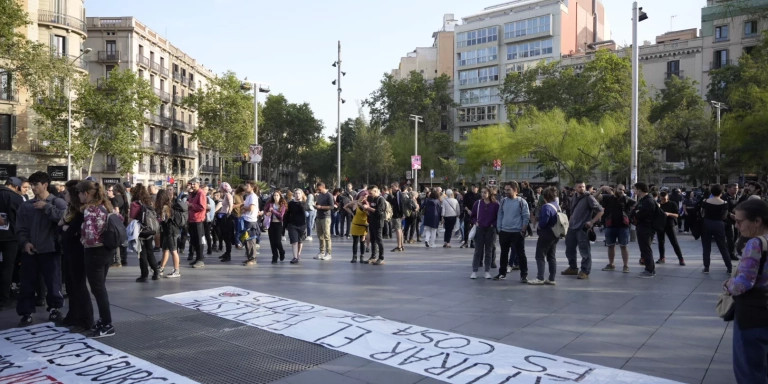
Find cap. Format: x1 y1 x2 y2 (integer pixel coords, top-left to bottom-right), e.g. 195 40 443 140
189 178 201 184
6 177 22 187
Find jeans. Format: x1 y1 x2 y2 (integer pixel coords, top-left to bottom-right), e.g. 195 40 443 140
138 238 159 277
316 216 332 254
203 221 213 253
339 212 351 236
17 251 63 315
268 222 285 262
733 324 768 384
369 223 384 260
472 226 495 272
499 231 527 278
636 225 655 273
657 223 683 260
535 229 559 281
84 247 113 325
443 216 458 244
702 218 733 271
244 220 260 261
331 211 339 236
565 228 592 274
188 222 205 262
306 210 317 237
0 241 18 304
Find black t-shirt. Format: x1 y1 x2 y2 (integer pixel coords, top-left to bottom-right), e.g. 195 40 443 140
601 194 634 228
315 192 334 219
660 201 678 226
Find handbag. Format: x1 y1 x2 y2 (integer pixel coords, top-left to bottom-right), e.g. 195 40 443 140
717 236 768 321
468 201 480 240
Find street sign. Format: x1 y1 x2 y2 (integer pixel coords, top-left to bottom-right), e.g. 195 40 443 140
430 169 434 178
493 159 502 171
411 155 422 170
488 176 497 187
406 171 412 180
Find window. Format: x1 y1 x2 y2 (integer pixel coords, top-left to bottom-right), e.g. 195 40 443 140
503 15 551 39
459 66 500 85
52 35 66 57
507 39 553 60
149 74 155 88
138 45 144 56
457 27 498 48
138 69 144 79
149 127 155 142
160 57 165 68
715 25 729 41
457 47 498 67
105 40 116 54
459 87 499 105
744 20 758 37
744 46 755 55
159 79 164 91
105 65 115 78
0 71 12 101
458 105 498 122
713 50 729 69
0 114 14 150
666 60 680 79
150 51 155 63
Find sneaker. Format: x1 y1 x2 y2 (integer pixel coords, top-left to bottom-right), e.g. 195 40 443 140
656 258 666 264
166 270 181 278
48 308 63 322
324 254 332 260
545 279 557 285
135 276 148 282
702 268 710 274
91 323 115 338
470 272 477 279
350 256 358 263
601 264 616 271
290 258 300 264
506 266 512 274
243 259 256 266
492 274 506 280
305 236 313 241
484 272 492 279
520 276 529 284
367 257 376 264
191 261 205 269
679 258 686 266
561 267 579 276
528 278 545 285
637 270 656 278
313 252 325 260
425 242 430 248
110 262 122 268
373 259 384 265
577 272 589 280
622 266 630 273
510 264 520 271
18 315 33 327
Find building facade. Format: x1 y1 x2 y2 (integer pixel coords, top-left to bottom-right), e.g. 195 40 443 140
391 14 457 81
1 0 88 180
84 16 219 187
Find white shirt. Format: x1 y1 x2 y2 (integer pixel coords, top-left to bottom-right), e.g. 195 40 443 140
441 197 460 218
242 192 260 222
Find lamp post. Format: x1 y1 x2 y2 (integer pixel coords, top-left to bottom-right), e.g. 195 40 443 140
241 81 270 182
67 47 91 180
332 41 345 189
409 114 423 192
630 2 647 187
711 100 727 184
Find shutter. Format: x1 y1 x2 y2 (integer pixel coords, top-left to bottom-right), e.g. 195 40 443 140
10 115 16 139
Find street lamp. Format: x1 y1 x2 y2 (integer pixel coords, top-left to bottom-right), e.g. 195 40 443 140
240 81 270 182
409 114 423 192
332 41 345 189
67 47 91 180
711 100 727 184
630 2 647 187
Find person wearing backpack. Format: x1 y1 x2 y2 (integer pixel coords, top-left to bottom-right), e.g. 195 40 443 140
598 184 635 273
495 181 530 282
156 189 181 278
561 181 604 280
129 184 161 282
77 179 116 338
529 186 560 285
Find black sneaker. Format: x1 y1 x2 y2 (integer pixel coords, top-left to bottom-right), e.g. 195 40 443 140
48 308 63 322
91 323 115 338
19 315 33 327
492 274 506 280
91 319 103 332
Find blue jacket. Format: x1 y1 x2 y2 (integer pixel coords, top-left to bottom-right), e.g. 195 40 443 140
538 201 560 230
497 196 530 232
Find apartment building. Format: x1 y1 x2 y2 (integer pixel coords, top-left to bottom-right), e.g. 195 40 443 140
391 14 457 81
453 0 607 182
84 16 218 187
0 0 88 181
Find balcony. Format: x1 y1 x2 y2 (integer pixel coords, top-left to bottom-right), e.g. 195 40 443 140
150 114 172 127
665 70 684 80
142 140 171 154
97 51 121 63
67 54 88 70
38 10 86 35
173 119 194 133
173 94 184 104
189 80 197 91
153 88 170 102
139 163 148 172
180 75 188 85
136 54 150 68
709 59 732 70
0 89 18 103
105 164 117 172
173 72 182 82
201 165 217 173
30 139 57 154
150 164 158 173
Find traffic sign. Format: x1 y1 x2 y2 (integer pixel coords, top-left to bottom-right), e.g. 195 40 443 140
488 176 497 187
430 169 434 178
411 155 422 170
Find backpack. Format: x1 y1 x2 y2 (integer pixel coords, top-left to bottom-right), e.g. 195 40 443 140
171 199 188 229
384 198 393 221
101 212 127 250
402 197 414 218
651 201 668 232
139 203 160 239
547 203 570 238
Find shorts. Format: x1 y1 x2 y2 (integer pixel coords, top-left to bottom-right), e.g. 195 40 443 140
390 217 402 230
604 227 630 247
287 224 307 244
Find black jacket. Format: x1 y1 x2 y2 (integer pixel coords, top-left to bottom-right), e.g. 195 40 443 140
0 186 23 242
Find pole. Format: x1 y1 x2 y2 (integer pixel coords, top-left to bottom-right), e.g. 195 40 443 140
630 1 639 187
712 101 724 184
67 84 72 180
253 82 259 182
409 114 423 192
336 41 342 189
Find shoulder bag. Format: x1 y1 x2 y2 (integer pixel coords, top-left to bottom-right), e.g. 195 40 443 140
717 236 768 321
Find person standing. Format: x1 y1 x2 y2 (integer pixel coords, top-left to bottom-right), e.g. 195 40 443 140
700 184 733 274
305 188 316 241
561 181 603 280
264 190 287 264
109 183 129 267
129 184 161 281
470 188 499 279
599 184 635 273
337 188 352 239
461 185 479 248
242 181 262 266
216 183 234 261
58 180 93 330
186 179 207 268
441 189 461 248
203 186 215 255
0 177 23 309
15 172 67 327
285 189 308 264
655 190 685 265
156 189 181 278
632 182 658 278
313 182 334 261
388 182 405 252
528 187 560 286
495 181 530 282
422 190 442 248
346 191 370 263
724 183 741 261
363 186 387 265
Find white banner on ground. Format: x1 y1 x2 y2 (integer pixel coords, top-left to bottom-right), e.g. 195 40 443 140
158 287 681 384
0 323 197 384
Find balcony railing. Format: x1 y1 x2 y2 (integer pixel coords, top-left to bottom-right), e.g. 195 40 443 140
173 94 184 104
172 72 182 82
173 119 194 133
142 140 171 154
189 80 197 91
30 139 56 154
68 54 88 70
665 70 684 79
170 146 198 158
97 51 121 62
136 54 150 68
0 89 19 102
710 59 732 70
150 114 172 127
201 165 217 173
38 10 86 34
153 88 170 102
180 75 188 84
105 164 117 172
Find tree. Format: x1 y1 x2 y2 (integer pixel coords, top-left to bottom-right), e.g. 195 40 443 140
458 124 516 174
62 69 159 176
299 138 335 186
183 71 254 180
346 121 394 185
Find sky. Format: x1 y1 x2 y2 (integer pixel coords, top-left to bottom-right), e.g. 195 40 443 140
84 0 707 139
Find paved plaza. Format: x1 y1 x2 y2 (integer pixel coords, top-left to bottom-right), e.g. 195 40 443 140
0 230 736 383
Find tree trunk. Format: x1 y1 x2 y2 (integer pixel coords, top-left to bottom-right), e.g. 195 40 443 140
86 136 100 177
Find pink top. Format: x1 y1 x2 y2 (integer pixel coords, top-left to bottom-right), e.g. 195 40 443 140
81 205 108 248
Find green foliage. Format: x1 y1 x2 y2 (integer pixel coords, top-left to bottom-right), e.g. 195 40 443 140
346 121 394 185
459 124 516 174
69 69 160 175
299 138 336 186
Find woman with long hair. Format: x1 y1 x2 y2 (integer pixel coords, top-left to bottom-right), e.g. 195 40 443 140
441 189 460 248
109 183 129 267
345 190 370 263
701 184 733 274
422 190 442 248
59 180 93 331
217 182 234 261
77 180 115 338
471 188 500 279
264 190 287 263
156 189 180 278
129 184 161 282
285 188 308 264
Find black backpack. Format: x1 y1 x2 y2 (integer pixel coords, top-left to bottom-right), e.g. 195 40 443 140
171 199 188 229
139 203 160 239
101 212 127 250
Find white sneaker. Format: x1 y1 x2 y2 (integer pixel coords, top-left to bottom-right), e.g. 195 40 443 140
323 254 332 261
470 272 477 279
527 278 545 285
282 236 286 242
166 270 181 278
507 266 512 274
305 236 313 241
314 252 325 260
484 272 492 279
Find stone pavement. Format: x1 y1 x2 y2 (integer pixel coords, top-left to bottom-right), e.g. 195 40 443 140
0 229 736 383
